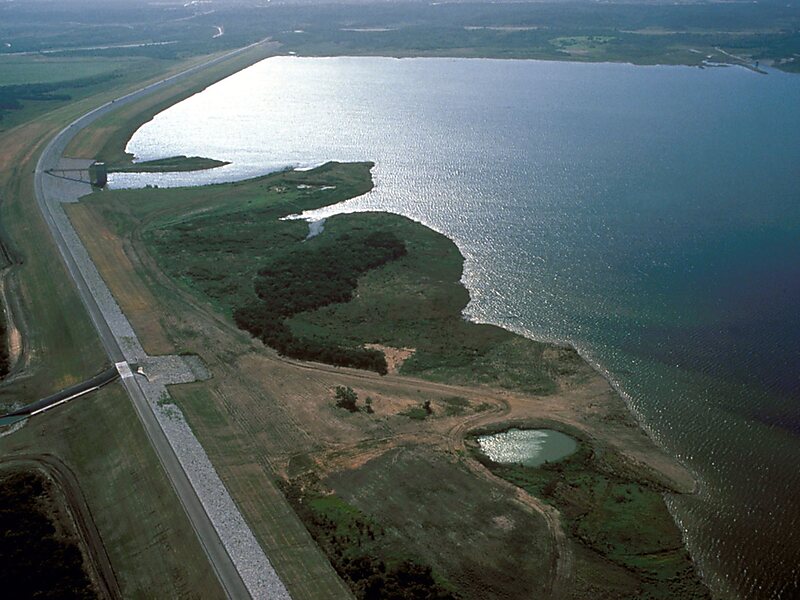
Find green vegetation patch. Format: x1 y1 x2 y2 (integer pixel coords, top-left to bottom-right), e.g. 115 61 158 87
550 35 616 57
0 469 96 599
323 446 554 599
234 226 406 373
399 400 433 420
399 406 429 421
117 163 586 389
107 155 229 174
472 438 709 599
287 213 589 393
114 162 592 391
0 73 119 117
283 483 457 600
0 55 146 125
0 56 138 86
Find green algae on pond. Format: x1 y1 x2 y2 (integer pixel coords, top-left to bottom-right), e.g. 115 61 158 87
477 428 577 467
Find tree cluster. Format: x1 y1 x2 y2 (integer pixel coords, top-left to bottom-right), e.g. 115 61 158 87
0 471 96 599
335 386 359 412
233 230 407 374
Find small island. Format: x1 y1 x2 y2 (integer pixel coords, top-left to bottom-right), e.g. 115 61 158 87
106 155 229 174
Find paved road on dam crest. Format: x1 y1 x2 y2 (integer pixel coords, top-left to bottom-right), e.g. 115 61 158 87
33 41 291 600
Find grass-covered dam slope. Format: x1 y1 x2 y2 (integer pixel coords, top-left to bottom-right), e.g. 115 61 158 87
119 161 591 393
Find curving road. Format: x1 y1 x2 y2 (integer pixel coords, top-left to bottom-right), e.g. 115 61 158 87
33 41 281 600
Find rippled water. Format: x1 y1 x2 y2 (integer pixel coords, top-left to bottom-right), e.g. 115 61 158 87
114 56 800 598
478 429 578 467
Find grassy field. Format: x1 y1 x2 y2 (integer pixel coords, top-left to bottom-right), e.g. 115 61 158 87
0 56 165 131
321 446 555 600
282 481 460 599
0 108 108 403
0 55 144 85
73 159 705 598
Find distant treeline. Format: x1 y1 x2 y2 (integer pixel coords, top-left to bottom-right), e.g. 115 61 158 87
4 0 799 70
0 73 117 121
234 230 406 374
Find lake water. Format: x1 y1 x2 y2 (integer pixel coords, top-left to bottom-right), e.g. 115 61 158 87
477 429 578 467
113 56 800 598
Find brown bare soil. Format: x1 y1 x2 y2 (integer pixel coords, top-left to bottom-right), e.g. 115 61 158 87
364 343 415 374
66 203 174 355
0 280 23 371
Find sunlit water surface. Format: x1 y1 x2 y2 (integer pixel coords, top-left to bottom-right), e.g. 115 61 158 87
478 429 578 467
113 56 800 598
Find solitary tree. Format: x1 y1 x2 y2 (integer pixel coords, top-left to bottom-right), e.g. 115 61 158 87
335 385 358 412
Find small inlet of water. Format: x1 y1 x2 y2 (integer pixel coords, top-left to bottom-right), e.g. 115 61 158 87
477 428 578 467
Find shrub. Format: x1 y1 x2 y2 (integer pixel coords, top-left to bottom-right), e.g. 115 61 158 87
335 386 359 412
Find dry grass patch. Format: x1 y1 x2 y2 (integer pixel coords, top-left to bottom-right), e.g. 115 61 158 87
67 202 174 355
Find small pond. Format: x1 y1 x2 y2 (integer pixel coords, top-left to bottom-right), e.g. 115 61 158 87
477 428 578 467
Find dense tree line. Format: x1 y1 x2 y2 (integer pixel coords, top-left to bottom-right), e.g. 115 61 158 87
234 230 406 374
0 471 96 599
0 74 117 121
252 230 406 316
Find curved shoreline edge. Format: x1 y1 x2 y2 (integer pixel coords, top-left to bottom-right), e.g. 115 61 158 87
87 159 708 597
69 49 709 596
